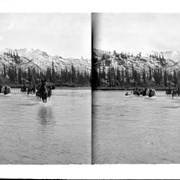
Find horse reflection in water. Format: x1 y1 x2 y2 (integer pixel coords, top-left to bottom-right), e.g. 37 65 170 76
38 105 54 126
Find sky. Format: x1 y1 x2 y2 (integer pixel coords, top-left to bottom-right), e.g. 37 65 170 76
93 13 180 55
0 13 91 58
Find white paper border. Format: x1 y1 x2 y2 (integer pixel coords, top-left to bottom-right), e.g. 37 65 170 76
1 0 180 179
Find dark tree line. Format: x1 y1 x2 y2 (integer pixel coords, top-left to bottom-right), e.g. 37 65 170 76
0 50 91 86
1 63 91 87
94 64 180 88
93 50 180 89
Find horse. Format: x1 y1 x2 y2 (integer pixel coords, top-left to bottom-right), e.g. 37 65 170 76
148 89 156 97
125 91 132 96
165 89 172 95
27 84 36 95
133 87 155 97
36 81 48 102
51 85 55 90
0 85 4 93
133 88 141 96
133 88 147 96
35 80 56 102
47 85 53 98
36 80 54 103
140 88 149 96
172 89 180 98
4 86 11 95
20 85 27 93
0 85 11 95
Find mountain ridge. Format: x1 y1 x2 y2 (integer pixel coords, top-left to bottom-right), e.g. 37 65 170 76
93 48 180 73
0 48 91 75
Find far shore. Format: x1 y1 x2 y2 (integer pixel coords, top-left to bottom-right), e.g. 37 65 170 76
10 85 91 90
94 86 174 91
47 86 91 90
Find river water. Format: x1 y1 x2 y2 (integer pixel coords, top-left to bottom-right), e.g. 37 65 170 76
0 88 91 164
93 90 180 164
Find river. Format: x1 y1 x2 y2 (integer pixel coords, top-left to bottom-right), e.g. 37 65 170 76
0 88 91 164
93 90 180 164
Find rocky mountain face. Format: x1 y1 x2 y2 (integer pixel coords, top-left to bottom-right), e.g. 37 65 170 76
93 48 180 73
0 48 91 75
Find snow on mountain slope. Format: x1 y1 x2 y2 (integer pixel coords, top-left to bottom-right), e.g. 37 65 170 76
162 51 180 62
0 48 91 73
93 48 180 73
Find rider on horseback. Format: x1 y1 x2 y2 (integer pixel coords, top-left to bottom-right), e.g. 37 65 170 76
36 79 49 102
40 79 48 91
27 82 36 95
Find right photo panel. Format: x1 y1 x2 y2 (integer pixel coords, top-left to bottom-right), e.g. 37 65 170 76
92 13 180 164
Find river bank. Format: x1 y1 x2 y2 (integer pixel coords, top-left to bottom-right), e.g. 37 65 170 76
94 86 175 91
12 86 91 90
3 83 91 90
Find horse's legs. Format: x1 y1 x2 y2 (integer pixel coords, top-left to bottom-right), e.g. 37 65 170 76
42 98 47 103
42 94 47 103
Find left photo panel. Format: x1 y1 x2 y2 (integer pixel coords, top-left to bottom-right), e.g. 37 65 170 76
0 13 91 164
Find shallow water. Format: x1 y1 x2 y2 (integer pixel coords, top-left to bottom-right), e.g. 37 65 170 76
0 88 91 164
93 90 180 164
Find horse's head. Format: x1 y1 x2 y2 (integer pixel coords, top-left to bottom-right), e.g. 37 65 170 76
41 79 47 86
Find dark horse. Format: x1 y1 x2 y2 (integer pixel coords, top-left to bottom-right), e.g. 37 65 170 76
148 89 156 97
20 85 27 93
133 87 155 97
165 89 172 95
133 88 147 96
133 88 141 96
0 85 11 95
36 80 54 103
36 80 48 103
172 88 180 98
0 85 4 93
27 84 36 95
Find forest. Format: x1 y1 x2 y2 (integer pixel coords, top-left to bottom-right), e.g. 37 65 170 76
93 50 180 90
0 52 91 87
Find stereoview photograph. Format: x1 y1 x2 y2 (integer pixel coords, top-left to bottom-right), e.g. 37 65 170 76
93 13 180 164
0 13 91 164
